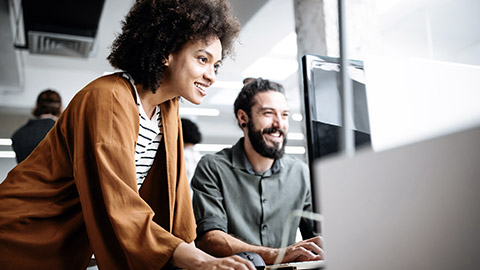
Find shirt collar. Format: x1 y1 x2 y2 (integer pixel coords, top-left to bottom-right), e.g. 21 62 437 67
122 72 161 131
231 137 281 176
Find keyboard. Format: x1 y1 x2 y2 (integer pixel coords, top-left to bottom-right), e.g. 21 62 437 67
265 260 325 269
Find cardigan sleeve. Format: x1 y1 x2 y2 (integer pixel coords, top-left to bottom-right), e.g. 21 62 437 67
68 75 185 269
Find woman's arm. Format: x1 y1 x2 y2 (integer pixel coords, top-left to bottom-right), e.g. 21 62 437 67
171 242 256 270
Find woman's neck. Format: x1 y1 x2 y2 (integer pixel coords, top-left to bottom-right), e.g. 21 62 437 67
136 84 174 119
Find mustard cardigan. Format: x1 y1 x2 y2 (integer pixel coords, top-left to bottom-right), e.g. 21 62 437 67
0 73 196 269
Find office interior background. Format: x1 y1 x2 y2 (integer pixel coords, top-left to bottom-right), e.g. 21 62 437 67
1 0 479 180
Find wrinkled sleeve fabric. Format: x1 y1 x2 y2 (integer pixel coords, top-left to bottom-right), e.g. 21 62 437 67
0 75 195 270
68 76 189 269
191 154 228 237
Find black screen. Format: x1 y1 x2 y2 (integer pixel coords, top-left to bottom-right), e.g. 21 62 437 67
301 54 372 226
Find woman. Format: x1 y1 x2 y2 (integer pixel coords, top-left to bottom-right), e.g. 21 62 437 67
0 0 254 269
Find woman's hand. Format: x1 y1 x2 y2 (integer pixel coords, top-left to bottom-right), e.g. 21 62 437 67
172 242 256 270
198 255 256 270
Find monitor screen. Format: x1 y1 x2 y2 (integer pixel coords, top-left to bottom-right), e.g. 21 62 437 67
301 54 372 219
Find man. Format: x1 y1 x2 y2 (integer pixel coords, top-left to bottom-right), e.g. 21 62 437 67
192 78 324 264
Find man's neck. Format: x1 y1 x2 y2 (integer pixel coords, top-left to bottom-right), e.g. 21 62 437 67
243 138 274 174
38 114 58 121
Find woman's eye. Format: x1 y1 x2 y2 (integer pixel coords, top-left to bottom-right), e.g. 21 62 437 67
199 57 207 63
214 64 220 74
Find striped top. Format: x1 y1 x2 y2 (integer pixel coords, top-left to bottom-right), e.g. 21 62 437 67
122 73 163 190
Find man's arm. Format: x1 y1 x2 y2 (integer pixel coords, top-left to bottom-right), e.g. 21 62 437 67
196 230 323 264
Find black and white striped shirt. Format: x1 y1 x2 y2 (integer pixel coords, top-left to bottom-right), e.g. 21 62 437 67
122 73 163 190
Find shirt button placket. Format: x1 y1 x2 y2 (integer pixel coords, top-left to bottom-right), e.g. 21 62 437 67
260 176 268 245
260 177 272 246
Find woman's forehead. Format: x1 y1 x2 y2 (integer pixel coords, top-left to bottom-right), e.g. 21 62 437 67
182 37 222 59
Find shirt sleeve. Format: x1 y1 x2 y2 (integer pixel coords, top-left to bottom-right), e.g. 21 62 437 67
191 154 229 237
70 77 183 269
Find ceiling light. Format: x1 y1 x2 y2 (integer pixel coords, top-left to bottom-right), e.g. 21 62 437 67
292 113 303 121
0 151 15 158
242 32 299 81
179 107 220 116
195 144 232 152
208 89 240 105
211 81 243 89
242 57 298 81
195 143 305 155
285 146 305 155
0 139 12 146
287 132 305 141
270 32 298 56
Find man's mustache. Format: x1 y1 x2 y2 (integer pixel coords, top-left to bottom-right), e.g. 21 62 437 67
262 127 286 137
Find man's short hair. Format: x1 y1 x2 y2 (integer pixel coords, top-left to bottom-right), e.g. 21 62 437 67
181 118 202 145
233 78 285 126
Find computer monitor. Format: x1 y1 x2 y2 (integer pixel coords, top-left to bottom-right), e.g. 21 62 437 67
317 125 480 270
301 54 372 218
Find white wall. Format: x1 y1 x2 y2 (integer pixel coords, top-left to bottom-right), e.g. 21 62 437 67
0 157 16 184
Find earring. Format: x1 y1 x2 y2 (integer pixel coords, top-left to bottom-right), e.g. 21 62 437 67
241 123 246 128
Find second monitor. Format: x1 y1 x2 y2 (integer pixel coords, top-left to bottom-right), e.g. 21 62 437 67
301 54 372 216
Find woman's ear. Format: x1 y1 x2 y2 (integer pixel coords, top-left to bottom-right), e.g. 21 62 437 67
163 56 170 67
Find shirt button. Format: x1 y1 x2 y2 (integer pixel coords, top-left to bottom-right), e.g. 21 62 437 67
262 198 267 203
262 224 267 230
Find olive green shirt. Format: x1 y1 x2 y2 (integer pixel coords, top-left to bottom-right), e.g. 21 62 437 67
192 138 315 248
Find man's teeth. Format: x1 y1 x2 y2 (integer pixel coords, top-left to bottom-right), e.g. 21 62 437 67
195 83 206 91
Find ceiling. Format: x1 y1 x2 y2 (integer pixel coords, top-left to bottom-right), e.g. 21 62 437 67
1 0 480 156
0 0 307 152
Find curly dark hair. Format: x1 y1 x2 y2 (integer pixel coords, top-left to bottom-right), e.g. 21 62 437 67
32 89 62 117
108 0 240 92
181 118 202 144
233 78 285 128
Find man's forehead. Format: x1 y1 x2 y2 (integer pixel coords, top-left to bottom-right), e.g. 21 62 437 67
252 91 289 110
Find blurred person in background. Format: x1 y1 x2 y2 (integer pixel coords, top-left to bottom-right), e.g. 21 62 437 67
181 118 203 184
11 89 62 163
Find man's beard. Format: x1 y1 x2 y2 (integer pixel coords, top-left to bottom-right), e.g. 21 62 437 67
247 121 287 159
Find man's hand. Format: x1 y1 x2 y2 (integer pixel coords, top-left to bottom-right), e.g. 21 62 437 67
195 230 324 265
278 236 324 263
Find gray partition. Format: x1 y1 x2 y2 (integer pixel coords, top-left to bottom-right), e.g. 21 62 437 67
317 125 480 270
